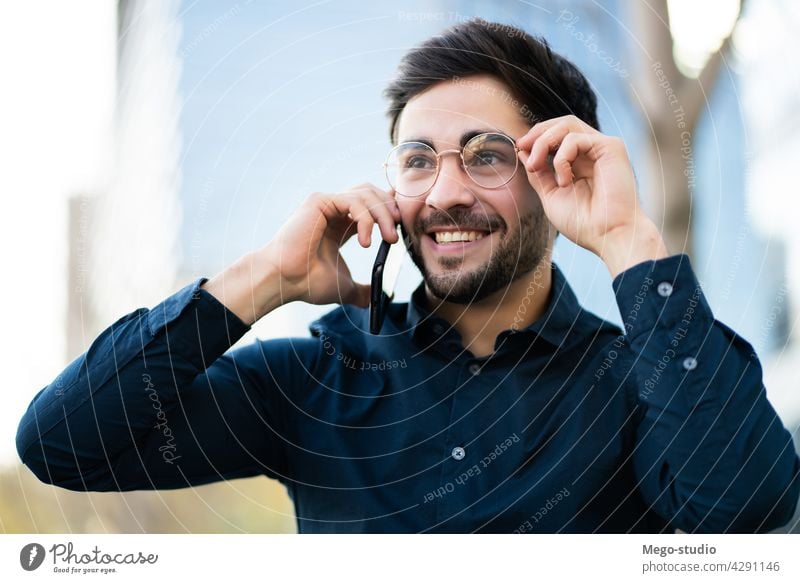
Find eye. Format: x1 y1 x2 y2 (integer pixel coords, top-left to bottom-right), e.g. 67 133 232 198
470 150 504 166
401 154 436 170
464 133 517 168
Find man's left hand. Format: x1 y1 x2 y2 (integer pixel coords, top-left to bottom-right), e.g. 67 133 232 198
516 115 669 277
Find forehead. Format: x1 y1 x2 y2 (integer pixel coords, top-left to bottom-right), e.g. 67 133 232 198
396 74 528 146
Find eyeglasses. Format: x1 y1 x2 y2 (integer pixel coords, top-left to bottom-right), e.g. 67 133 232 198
384 132 522 198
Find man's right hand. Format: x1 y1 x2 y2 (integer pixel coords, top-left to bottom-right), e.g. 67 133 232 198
201 184 401 326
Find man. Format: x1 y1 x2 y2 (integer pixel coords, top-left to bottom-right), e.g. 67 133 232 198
16 18 799 533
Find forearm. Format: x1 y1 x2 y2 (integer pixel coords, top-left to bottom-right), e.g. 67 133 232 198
631 332 799 532
16 278 251 490
614 255 800 531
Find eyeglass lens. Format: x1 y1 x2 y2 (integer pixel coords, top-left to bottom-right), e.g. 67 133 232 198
385 133 518 197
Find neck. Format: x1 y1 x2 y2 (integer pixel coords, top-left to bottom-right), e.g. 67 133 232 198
424 258 553 358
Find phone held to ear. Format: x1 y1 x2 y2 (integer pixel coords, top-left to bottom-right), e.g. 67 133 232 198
369 224 406 334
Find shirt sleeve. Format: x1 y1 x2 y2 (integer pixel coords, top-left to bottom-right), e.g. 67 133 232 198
612 254 800 533
15 277 319 492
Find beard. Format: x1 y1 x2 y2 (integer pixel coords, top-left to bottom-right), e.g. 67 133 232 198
401 206 552 305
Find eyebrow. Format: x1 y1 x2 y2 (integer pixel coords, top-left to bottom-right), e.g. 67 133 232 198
401 129 500 149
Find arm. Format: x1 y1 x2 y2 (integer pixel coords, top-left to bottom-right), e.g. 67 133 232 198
516 115 799 531
16 185 400 491
613 255 800 532
15 274 319 491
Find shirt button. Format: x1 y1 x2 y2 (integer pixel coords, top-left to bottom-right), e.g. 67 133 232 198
468 363 481 376
657 282 674 297
682 356 698 371
451 446 466 461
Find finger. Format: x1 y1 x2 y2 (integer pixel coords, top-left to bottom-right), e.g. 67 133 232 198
352 202 377 247
516 117 560 150
332 196 374 247
371 187 401 243
516 115 596 151
552 133 596 187
525 125 572 174
355 184 400 244
519 148 558 195
386 187 401 220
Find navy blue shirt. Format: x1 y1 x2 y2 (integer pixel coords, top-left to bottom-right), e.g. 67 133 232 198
16 254 800 532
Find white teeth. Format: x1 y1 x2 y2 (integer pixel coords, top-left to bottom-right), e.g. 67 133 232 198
434 231 487 244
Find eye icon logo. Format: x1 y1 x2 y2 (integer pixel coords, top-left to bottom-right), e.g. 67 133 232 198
20 543 46 571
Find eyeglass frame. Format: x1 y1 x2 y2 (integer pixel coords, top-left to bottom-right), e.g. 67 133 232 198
383 132 523 198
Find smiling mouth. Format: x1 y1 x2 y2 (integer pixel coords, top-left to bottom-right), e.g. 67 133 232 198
430 230 488 244
425 230 492 253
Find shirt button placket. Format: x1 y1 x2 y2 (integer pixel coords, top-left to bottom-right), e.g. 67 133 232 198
436 359 484 526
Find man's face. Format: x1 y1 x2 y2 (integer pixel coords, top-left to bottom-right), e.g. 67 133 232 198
395 74 553 304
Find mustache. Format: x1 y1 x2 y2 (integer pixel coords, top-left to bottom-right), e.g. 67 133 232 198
416 209 506 234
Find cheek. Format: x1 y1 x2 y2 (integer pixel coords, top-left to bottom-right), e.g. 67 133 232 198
397 199 424 232
504 178 542 217
487 189 533 229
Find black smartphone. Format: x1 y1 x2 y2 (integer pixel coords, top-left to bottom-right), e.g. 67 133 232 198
369 226 406 334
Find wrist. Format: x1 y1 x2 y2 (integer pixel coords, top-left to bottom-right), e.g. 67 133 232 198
201 250 287 326
597 220 669 279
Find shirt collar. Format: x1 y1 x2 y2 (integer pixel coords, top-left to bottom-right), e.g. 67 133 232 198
404 262 612 350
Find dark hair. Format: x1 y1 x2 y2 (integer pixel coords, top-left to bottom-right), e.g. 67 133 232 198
384 17 599 143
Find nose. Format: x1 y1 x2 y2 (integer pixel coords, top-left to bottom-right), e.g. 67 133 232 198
424 153 477 211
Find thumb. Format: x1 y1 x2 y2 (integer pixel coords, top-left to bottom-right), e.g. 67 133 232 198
342 281 371 308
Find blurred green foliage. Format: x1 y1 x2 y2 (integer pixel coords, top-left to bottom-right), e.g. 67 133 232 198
0 463 296 533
